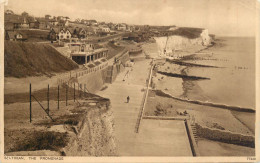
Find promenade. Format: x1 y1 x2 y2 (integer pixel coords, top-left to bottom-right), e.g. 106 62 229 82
97 58 192 156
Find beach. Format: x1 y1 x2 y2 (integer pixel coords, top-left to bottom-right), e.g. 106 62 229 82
142 36 256 156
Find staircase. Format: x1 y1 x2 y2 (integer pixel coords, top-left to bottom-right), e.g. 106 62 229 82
190 123 198 143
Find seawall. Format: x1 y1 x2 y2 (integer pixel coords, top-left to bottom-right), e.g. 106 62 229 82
58 51 130 93
195 123 255 148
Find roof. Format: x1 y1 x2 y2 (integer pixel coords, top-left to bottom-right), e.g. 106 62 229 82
15 31 28 39
27 17 38 23
6 31 28 39
5 14 23 23
51 27 59 33
5 22 14 30
37 18 48 23
67 28 74 34
49 19 58 22
6 31 16 39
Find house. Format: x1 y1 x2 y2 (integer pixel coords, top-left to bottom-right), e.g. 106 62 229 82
5 22 15 30
28 17 40 29
85 27 95 36
72 28 87 39
38 18 52 30
100 26 110 33
116 23 127 31
5 14 22 29
12 18 29 29
82 19 98 26
57 28 72 40
5 10 14 15
48 27 59 41
63 20 70 27
19 17 30 29
49 19 58 26
6 31 28 41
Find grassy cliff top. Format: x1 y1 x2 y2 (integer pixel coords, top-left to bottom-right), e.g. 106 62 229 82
4 41 79 78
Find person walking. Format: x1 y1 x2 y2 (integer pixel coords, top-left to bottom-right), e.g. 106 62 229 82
127 96 130 103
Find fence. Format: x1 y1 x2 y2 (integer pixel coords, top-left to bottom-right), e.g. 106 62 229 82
29 82 89 123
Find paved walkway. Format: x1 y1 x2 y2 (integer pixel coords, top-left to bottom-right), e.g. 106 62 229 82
97 59 192 156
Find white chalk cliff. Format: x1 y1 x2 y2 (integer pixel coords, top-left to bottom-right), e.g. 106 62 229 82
155 29 211 57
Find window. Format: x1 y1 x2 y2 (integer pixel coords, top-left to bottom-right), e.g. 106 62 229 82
61 35 63 39
67 35 69 39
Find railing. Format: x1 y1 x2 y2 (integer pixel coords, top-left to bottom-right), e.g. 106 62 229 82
57 62 108 86
135 60 154 133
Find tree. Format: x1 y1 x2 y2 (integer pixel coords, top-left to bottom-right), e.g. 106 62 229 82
45 15 51 20
75 18 81 23
64 16 70 20
5 9 14 15
21 11 29 17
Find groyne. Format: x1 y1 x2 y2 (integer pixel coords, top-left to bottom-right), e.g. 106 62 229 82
154 90 255 113
166 59 221 68
157 71 210 80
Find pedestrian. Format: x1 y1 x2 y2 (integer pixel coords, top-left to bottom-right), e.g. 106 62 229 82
127 96 130 103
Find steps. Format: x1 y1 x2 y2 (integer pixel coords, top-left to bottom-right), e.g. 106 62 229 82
190 123 199 143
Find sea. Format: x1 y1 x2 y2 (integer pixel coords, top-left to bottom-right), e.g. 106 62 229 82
143 37 255 109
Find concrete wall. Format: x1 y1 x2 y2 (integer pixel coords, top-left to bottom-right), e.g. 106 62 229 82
77 66 109 93
106 51 130 83
58 51 130 92
195 123 255 148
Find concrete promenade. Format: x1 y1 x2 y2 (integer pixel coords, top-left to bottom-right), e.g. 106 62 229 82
97 58 192 156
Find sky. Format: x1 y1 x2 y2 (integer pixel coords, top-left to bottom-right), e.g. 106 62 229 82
5 0 257 36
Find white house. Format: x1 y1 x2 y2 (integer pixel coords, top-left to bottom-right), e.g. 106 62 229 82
101 26 110 32
58 28 72 40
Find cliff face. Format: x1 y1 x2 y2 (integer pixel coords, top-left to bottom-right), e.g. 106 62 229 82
155 29 211 56
64 101 117 156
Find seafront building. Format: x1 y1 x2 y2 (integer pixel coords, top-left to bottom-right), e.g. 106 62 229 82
68 42 108 65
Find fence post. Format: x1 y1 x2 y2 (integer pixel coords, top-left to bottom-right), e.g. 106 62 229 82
84 84 86 96
74 83 75 102
47 84 49 114
78 83 79 97
30 83 32 123
58 85 59 110
66 86 68 106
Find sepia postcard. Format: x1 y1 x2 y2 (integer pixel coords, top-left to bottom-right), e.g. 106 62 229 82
0 0 259 162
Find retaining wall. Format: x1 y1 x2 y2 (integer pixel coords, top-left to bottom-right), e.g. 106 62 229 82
106 51 130 83
77 67 109 93
195 123 255 148
58 51 130 92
